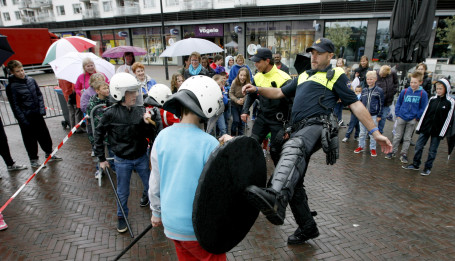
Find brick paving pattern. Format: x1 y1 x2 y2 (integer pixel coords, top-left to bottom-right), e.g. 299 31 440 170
0 69 454 260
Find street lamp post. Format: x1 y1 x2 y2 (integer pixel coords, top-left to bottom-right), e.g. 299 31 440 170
160 0 169 80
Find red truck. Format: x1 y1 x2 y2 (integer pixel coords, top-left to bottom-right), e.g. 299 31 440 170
0 28 59 71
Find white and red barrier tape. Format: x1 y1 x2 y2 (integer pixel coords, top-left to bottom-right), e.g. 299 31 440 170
45 106 63 112
0 115 88 213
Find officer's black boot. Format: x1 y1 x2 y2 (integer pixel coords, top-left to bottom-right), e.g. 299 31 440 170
245 186 290 225
288 186 319 244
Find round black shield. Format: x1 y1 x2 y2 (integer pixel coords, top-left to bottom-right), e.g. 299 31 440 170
193 136 267 254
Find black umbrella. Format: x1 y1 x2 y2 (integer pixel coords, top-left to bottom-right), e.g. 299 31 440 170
407 0 437 63
294 52 311 75
0 35 14 65
387 0 416 62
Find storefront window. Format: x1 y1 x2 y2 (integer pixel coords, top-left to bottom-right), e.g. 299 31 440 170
224 23 239 57
89 30 102 57
432 17 454 63
373 20 390 62
324 20 368 62
182 24 224 62
131 27 177 66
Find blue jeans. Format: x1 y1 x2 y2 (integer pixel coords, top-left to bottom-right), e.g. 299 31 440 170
334 102 343 123
359 115 377 150
345 113 360 139
378 106 391 134
223 102 231 133
412 133 441 170
216 113 227 136
114 153 150 217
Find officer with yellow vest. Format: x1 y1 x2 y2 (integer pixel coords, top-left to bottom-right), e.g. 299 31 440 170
240 48 292 165
237 38 392 245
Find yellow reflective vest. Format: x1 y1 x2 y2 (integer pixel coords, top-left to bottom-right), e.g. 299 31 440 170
297 67 345 90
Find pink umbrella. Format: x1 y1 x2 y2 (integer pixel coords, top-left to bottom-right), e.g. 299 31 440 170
102 46 147 58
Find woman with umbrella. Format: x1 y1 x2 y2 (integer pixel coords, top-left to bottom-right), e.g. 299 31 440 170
116 52 136 75
75 58 109 132
183 52 209 79
132 62 157 96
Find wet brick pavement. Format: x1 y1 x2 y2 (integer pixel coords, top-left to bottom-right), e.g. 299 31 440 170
0 69 454 260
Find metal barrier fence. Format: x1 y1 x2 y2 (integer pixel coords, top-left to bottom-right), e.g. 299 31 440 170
0 82 63 126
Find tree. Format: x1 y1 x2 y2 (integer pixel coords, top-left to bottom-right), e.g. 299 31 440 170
436 16 455 56
325 23 353 58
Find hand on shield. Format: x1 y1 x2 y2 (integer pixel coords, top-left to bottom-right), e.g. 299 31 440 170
218 134 233 145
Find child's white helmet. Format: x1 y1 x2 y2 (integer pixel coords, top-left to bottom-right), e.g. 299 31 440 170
147 84 172 107
164 75 224 119
109 72 140 101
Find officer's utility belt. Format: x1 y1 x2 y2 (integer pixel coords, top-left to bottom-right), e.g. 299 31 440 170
290 116 324 133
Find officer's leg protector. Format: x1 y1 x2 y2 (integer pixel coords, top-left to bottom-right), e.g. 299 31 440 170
246 137 306 225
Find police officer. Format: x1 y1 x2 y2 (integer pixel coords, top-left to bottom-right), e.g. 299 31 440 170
241 48 292 165
239 38 392 245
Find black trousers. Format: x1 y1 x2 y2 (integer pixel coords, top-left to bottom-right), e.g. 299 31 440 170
250 113 284 165
18 115 53 161
0 119 14 166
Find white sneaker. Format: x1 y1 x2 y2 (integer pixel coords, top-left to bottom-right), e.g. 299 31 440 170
91 151 95 157
342 137 348 143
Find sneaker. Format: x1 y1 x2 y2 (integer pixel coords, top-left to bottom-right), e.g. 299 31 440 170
353 147 364 153
400 154 408 164
30 160 46 169
421 168 431 176
0 213 7 231
384 153 395 159
117 217 128 233
7 164 28 171
91 151 95 157
339 122 347 128
287 226 320 245
140 193 149 207
45 155 63 162
370 149 377 157
402 164 419 171
94 170 102 180
342 137 348 143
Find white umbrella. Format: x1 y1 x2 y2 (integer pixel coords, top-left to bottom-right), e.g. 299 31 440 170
159 38 224 57
225 41 238 48
49 52 115 84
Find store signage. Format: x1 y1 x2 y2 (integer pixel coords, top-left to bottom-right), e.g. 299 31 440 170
195 24 223 37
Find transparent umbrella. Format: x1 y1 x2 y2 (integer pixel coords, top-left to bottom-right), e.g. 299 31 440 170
160 38 223 57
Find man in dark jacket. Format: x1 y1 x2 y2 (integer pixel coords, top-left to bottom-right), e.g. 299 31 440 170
6 60 62 168
376 65 398 133
95 73 160 233
273 53 290 74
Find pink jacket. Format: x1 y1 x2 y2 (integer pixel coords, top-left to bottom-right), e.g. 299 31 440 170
74 72 109 97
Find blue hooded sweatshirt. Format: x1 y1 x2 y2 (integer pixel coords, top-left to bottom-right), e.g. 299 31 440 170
395 86 429 121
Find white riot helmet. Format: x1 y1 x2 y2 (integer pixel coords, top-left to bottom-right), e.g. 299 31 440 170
163 75 224 119
109 72 142 103
147 84 172 107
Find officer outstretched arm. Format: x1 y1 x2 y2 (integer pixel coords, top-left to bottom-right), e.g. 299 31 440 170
242 83 285 99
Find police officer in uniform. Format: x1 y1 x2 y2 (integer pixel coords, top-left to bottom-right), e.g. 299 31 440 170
239 39 392 244
241 48 292 165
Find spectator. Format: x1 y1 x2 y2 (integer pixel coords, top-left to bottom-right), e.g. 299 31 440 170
336 58 345 68
405 63 433 96
58 79 79 128
225 55 234 75
149 76 226 260
403 78 454 176
86 81 115 179
170 73 184 94
342 86 362 142
0 115 28 172
132 62 157 96
385 71 428 163
353 55 371 88
376 65 398 134
95 73 159 233
201 56 216 78
334 58 348 127
80 73 108 113
273 53 289 74
229 67 250 136
144 84 179 128
227 54 254 86
116 52 136 75
212 74 228 137
184 52 209 79
5 60 62 168
354 70 384 157
210 54 226 74
177 56 190 76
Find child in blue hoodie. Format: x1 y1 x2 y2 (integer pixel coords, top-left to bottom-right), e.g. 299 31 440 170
149 76 226 260
386 71 428 163
354 71 384 157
